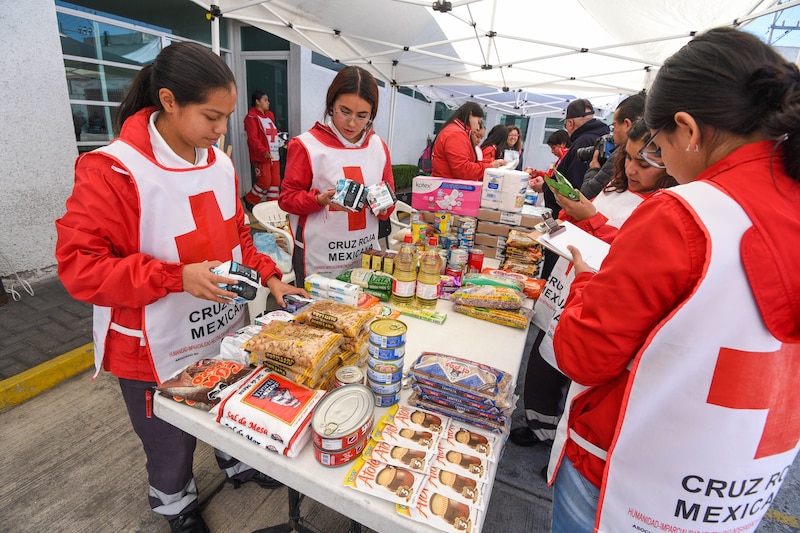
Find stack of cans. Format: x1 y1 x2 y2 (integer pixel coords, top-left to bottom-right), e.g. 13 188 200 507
455 216 476 249
366 318 407 407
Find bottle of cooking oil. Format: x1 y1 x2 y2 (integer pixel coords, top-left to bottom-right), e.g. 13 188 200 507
415 236 442 309
391 234 417 307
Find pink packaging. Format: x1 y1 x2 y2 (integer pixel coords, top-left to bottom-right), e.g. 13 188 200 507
412 177 483 217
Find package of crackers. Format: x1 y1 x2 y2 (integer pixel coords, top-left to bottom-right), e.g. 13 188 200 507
381 404 451 436
343 457 428 506
396 486 480 533
362 439 435 474
425 466 487 510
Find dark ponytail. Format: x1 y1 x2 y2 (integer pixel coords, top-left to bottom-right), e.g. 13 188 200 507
115 42 236 132
645 27 800 182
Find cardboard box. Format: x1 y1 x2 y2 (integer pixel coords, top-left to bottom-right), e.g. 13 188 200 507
477 220 512 237
472 244 505 261
477 207 547 229
412 176 483 217
474 233 508 249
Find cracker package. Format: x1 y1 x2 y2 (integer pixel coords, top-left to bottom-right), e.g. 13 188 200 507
243 320 343 369
425 466 487 509
407 392 510 434
157 359 252 410
382 404 451 436
362 439 435 474
372 419 441 451
408 352 515 409
431 447 490 482
452 304 530 329
396 487 480 533
344 457 428 506
440 422 500 460
294 300 376 338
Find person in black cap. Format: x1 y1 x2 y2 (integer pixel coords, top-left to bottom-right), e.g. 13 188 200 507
540 98 610 279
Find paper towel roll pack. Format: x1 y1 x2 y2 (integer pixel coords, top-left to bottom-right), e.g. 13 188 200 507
479 169 529 212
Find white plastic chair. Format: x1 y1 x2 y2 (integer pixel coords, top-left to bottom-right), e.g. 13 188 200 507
387 200 417 249
248 201 296 320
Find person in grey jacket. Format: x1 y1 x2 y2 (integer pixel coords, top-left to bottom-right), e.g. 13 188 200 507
581 93 646 199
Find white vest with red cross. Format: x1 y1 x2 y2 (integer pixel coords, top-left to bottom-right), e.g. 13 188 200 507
549 180 800 532
92 140 245 384
259 114 282 160
290 131 385 278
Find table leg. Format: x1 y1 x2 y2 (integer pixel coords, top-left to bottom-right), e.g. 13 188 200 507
348 519 363 533
252 488 315 533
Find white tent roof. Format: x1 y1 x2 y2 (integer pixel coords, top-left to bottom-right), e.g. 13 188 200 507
193 0 793 102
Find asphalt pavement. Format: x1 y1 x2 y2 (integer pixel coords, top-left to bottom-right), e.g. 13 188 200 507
0 276 798 532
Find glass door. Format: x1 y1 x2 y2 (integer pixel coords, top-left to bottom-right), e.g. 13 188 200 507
243 59 289 187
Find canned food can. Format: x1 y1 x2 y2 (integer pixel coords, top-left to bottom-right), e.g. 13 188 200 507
468 250 485 273
438 250 449 275
368 355 404 374
334 366 366 388
313 433 369 467
367 342 405 361
374 390 402 407
368 378 403 396
311 385 374 450
368 319 407 348
367 366 403 384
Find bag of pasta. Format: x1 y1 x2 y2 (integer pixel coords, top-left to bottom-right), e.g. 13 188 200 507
243 320 343 370
294 300 376 338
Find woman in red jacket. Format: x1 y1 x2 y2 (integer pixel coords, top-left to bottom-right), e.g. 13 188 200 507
431 102 506 180
550 28 800 533
55 42 306 533
242 90 283 211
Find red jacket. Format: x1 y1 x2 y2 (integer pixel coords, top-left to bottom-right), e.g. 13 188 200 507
55 107 281 382
431 119 492 181
244 106 277 164
554 140 800 488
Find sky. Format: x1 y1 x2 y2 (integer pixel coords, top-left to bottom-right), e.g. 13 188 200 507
744 3 800 48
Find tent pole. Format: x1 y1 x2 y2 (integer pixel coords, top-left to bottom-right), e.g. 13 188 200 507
212 16 220 54
387 62 398 152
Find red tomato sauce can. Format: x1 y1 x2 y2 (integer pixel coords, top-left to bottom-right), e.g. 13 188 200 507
468 249 485 273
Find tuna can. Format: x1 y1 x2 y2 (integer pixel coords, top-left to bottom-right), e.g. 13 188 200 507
313 433 369 467
367 342 405 361
311 385 374 455
367 366 403 385
334 366 366 388
368 319 407 348
374 390 402 407
367 378 403 396
368 355 404 374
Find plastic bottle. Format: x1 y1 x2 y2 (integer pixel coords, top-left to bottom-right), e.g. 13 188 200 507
391 234 417 307
416 236 442 309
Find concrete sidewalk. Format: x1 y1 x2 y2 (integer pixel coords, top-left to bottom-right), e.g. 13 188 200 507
1 277 799 532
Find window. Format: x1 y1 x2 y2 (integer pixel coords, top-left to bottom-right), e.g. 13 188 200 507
542 117 566 144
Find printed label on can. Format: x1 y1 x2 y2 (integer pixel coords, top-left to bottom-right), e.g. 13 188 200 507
368 378 403 396
368 355 404 374
367 342 405 361
367 366 403 384
374 391 402 407
313 412 374 451
313 433 369 467
369 319 407 348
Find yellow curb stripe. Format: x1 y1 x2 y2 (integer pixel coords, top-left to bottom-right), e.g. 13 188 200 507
765 507 800 527
0 343 94 412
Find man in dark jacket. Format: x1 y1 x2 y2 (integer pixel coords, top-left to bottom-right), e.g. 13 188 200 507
581 93 646 199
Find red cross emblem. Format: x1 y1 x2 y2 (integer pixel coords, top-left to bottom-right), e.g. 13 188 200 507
707 344 800 458
340 166 367 231
174 191 239 264
262 117 279 144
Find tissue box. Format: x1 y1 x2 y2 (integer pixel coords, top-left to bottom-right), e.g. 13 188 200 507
412 176 483 217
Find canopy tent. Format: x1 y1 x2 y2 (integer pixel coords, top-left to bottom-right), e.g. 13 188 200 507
192 0 795 97
190 0 798 148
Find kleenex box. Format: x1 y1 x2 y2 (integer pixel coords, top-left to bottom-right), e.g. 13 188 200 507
411 176 483 217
